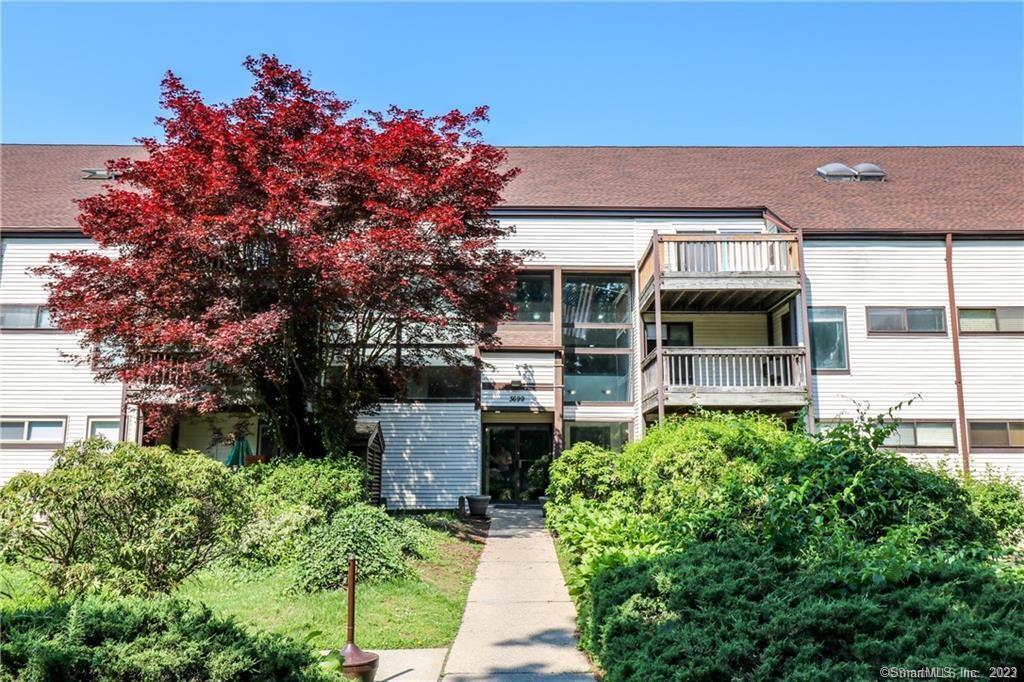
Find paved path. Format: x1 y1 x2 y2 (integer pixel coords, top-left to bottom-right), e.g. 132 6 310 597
442 506 594 681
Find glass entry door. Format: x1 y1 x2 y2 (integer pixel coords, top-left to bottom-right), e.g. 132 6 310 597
484 424 553 502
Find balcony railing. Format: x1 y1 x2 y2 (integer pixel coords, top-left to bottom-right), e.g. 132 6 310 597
638 234 799 291
642 346 807 403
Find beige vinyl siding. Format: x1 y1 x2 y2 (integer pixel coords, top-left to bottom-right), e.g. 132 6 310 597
647 312 769 346
803 239 959 424
952 240 1024 421
480 351 556 411
0 237 124 483
374 402 481 509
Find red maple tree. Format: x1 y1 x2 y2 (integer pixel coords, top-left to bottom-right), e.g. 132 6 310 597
41 55 521 458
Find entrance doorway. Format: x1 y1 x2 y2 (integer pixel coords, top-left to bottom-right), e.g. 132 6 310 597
483 424 553 502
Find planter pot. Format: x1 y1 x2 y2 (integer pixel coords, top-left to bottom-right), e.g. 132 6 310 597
467 495 491 517
538 496 549 515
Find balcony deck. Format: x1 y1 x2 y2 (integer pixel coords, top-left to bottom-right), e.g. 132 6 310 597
641 346 809 412
638 234 802 312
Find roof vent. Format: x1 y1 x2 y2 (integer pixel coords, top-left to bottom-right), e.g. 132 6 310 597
852 162 886 181
816 162 857 182
82 168 118 180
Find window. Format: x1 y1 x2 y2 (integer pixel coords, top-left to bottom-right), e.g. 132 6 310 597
0 304 55 329
0 418 66 443
88 418 121 442
562 275 632 324
562 275 632 402
563 327 631 349
644 322 693 355
565 422 629 451
564 354 630 402
969 421 1024 448
866 307 946 333
808 307 848 371
882 421 956 448
404 365 477 399
513 274 553 322
959 307 1024 333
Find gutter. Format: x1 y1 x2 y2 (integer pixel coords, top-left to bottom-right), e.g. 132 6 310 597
944 233 971 475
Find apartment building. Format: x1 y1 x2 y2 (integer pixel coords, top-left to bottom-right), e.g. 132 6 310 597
1 144 1022 508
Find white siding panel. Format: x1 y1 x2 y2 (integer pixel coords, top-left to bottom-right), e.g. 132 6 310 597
0 333 123 484
0 237 124 484
952 240 1024 421
498 218 638 267
564 404 635 421
497 217 768 268
804 239 959 424
952 240 1024 306
374 402 481 509
480 351 555 411
971 452 1024 482
1 237 100 301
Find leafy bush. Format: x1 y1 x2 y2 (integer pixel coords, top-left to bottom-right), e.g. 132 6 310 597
0 440 248 596
241 458 366 518
234 457 366 568
547 442 623 505
292 504 418 592
964 473 1024 546
547 412 1024 679
0 596 324 681
586 539 1024 680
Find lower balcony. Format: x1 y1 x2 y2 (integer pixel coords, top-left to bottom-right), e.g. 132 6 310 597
642 346 808 412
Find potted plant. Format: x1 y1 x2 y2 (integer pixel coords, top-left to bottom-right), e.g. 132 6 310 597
467 495 490 517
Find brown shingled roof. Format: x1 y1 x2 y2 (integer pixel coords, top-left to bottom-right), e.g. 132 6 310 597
3 144 1022 234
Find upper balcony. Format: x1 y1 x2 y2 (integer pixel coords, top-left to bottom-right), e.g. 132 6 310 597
640 346 808 413
638 234 802 312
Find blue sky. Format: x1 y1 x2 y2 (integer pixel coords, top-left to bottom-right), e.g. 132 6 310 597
2 2 1021 146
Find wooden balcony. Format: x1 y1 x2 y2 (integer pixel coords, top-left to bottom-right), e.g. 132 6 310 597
641 346 808 412
638 234 802 312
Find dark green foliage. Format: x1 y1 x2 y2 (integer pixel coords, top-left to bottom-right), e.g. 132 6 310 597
0 440 249 596
547 411 1024 680
587 540 1024 681
240 457 366 518
292 504 418 592
547 443 623 504
235 457 367 568
0 596 324 681
963 473 1024 545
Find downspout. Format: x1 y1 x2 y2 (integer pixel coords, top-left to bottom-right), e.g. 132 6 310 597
118 382 128 441
652 233 666 423
795 229 816 433
552 267 564 456
945 233 971 475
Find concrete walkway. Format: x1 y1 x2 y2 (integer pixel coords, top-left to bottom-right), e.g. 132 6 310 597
443 506 594 681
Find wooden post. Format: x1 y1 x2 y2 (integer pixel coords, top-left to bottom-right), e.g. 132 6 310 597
945 233 971 476
795 229 816 433
652 233 666 423
552 268 564 457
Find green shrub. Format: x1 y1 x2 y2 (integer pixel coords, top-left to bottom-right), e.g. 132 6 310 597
0 440 248 596
292 504 415 592
546 411 1024 679
964 473 1024 546
0 595 324 681
586 539 1024 680
547 442 623 505
234 458 366 568
241 458 365 517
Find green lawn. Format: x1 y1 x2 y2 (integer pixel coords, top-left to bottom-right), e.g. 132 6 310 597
2 517 487 651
